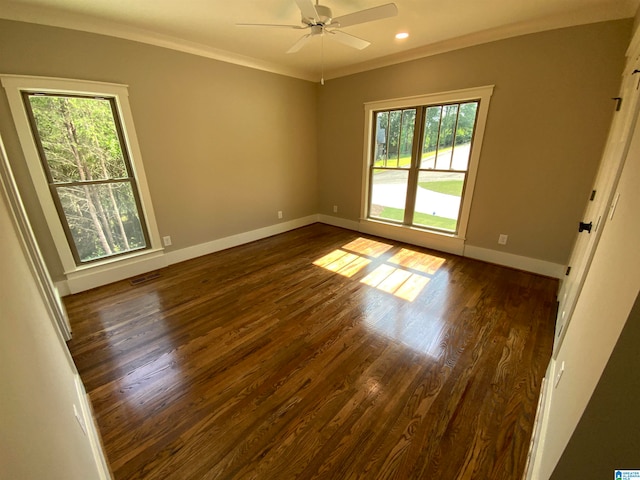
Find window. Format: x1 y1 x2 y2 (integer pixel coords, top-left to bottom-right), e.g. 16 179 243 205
23 93 149 264
2 75 162 288
363 87 493 244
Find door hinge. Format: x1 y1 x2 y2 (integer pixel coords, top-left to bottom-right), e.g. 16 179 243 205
566 266 571 276
578 221 593 233
612 97 622 111
590 190 596 201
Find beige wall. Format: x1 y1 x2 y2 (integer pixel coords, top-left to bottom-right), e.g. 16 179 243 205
0 19 318 280
0 19 633 278
317 20 631 265
0 182 104 479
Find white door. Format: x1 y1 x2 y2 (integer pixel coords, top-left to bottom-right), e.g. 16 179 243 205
554 53 640 355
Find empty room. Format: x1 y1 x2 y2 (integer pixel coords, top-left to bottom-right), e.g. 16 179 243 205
2 1 640 479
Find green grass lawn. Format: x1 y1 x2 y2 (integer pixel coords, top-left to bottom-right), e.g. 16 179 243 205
418 179 463 196
373 147 451 168
374 155 412 168
375 206 457 231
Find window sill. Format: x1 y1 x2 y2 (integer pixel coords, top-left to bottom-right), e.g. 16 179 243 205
359 218 465 255
66 247 164 275
64 247 167 294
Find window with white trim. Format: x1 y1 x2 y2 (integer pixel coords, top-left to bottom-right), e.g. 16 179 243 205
363 86 493 240
24 93 150 264
2 75 162 275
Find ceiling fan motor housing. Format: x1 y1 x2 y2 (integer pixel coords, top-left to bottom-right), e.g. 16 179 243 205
305 5 333 25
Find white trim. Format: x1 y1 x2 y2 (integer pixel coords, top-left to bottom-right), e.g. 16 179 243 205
52 213 566 292
626 16 640 59
163 215 319 266
55 279 72 297
317 214 360 231
362 86 495 111
65 249 167 294
359 219 466 255
57 215 318 293
73 375 113 480
0 132 73 339
524 360 555 480
361 86 494 254
1 74 164 284
321 213 564 277
320 214 465 256
463 244 565 278
0 2 634 82
0 6 316 82
327 7 635 81
320 222 564 296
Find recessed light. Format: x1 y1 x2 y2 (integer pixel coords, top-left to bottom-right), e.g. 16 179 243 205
395 32 409 40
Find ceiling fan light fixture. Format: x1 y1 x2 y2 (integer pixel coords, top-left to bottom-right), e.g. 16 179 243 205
395 32 409 40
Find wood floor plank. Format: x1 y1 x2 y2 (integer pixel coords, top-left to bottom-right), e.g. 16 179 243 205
64 223 557 479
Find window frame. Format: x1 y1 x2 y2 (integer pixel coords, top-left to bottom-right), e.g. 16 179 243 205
361 86 493 251
1 75 163 278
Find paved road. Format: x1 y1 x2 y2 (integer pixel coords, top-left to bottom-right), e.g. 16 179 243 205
370 143 469 219
371 184 461 219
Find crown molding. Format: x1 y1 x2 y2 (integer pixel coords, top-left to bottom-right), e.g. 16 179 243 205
0 1 636 83
325 6 637 80
0 3 318 82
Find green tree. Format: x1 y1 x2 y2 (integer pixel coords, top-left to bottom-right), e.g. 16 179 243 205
28 95 145 262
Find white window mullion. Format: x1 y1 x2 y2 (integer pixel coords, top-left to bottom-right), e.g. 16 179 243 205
362 85 494 249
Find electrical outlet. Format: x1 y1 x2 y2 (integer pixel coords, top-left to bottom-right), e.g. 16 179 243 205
333 205 338 213
498 234 508 245
162 235 172 247
277 211 283 219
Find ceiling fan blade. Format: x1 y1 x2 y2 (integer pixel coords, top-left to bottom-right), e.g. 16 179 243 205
295 0 320 22
287 34 313 54
236 23 307 29
332 3 398 28
327 30 370 50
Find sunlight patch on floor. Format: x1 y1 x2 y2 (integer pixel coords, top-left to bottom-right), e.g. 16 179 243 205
341 237 393 258
388 248 446 275
313 249 371 277
313 237 445 303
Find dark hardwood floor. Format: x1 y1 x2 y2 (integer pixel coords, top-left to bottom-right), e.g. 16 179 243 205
65 223 557 480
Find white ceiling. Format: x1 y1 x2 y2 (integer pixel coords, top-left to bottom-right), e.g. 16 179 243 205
1 0 638 82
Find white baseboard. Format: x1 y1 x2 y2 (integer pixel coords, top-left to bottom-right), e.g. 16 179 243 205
319 215 564 278
57 216 320 294
525 359 556 480
164 215 320 266
319 215 465 255
358 219 466 255
74 375 113 480
463 245 565 278
317 214 360 231
54 280 71 297
56 214 564 294
62 250 168 294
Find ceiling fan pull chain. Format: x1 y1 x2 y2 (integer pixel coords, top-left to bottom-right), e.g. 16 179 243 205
321 30 325 85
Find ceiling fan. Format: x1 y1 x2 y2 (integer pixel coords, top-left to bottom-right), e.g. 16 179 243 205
238 0 399 54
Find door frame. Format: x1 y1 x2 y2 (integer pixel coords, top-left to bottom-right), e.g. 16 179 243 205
554 36 640 356
525 23 640 479
0 133 72 341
